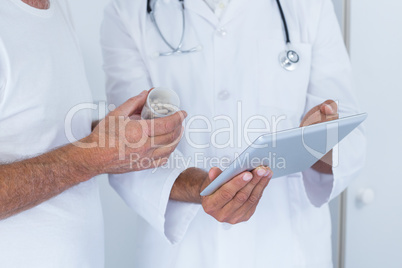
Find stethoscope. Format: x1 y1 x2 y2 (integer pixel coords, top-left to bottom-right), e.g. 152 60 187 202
147 0 300 71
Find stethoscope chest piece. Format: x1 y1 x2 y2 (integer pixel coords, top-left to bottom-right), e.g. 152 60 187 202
279 49 300 71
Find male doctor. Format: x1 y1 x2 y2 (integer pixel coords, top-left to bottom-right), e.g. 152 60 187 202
101 0 366 267
0 0 187 267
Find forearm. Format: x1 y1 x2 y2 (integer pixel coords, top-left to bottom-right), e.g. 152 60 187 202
0 140 102 220
170 167 207 204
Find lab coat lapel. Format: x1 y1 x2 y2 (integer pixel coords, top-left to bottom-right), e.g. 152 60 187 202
219 0 249 26
185 0 219 26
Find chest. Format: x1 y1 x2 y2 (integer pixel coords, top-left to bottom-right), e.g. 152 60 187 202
140 1 312 120
0 6 92 152
0 10 91 120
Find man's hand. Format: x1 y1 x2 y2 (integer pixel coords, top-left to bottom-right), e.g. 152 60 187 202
85 90 187 174
201 166 272 224
300 99 339 173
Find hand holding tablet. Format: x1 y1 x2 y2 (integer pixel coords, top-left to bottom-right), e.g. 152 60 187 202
200 113 367 196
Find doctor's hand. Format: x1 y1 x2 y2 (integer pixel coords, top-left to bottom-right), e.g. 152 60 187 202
300 99 339 173
300 100 338 127
83 90 187 174
200 166 273 224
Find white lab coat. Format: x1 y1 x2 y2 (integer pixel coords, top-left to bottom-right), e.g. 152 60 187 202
101 0 366 267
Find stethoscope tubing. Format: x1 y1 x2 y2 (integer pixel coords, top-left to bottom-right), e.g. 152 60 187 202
275 0 290 45
149 0 198 56
147 0 300 69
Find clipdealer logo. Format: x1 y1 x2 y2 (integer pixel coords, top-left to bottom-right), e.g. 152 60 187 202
127 151 287 173
64 101 288 151
63 100 339 169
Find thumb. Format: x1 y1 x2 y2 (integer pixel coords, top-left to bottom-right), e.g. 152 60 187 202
320 100 338 115
208 167 223 182
113 90 148 117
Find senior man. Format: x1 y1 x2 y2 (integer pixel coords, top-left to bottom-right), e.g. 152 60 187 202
0 0 188 267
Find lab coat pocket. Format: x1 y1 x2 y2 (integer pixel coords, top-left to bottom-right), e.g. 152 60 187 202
257 40 312 115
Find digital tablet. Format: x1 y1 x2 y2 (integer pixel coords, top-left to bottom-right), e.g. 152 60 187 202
200 113 367 196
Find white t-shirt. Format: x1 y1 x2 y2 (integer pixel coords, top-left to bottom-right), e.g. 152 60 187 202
0 0 104 267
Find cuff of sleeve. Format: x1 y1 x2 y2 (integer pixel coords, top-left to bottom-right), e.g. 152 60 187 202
302 145 339 207
302 129 366 208
302 168 335 207
164 200 201 244
158 164 201 244
109 153 200 244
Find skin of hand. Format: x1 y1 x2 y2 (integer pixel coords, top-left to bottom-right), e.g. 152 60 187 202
0 91 187 220
171 166 273 224
201 166 273 224
300 99 339 174
84 90 187 174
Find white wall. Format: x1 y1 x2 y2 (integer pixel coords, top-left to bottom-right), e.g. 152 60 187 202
345 0 402 267
69 1 138 267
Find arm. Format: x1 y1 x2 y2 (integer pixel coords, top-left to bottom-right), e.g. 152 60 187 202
0 92 186 220
0 142 99 220
300 0 366 206
170 167 206 204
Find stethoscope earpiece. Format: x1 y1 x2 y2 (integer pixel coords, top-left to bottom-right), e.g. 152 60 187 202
279 49 300 71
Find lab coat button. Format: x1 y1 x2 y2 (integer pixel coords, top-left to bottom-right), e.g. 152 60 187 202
218 90 230 100
217 28 227 37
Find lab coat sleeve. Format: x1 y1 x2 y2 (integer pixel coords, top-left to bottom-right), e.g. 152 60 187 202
100 1 200 244
301 0 367 207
